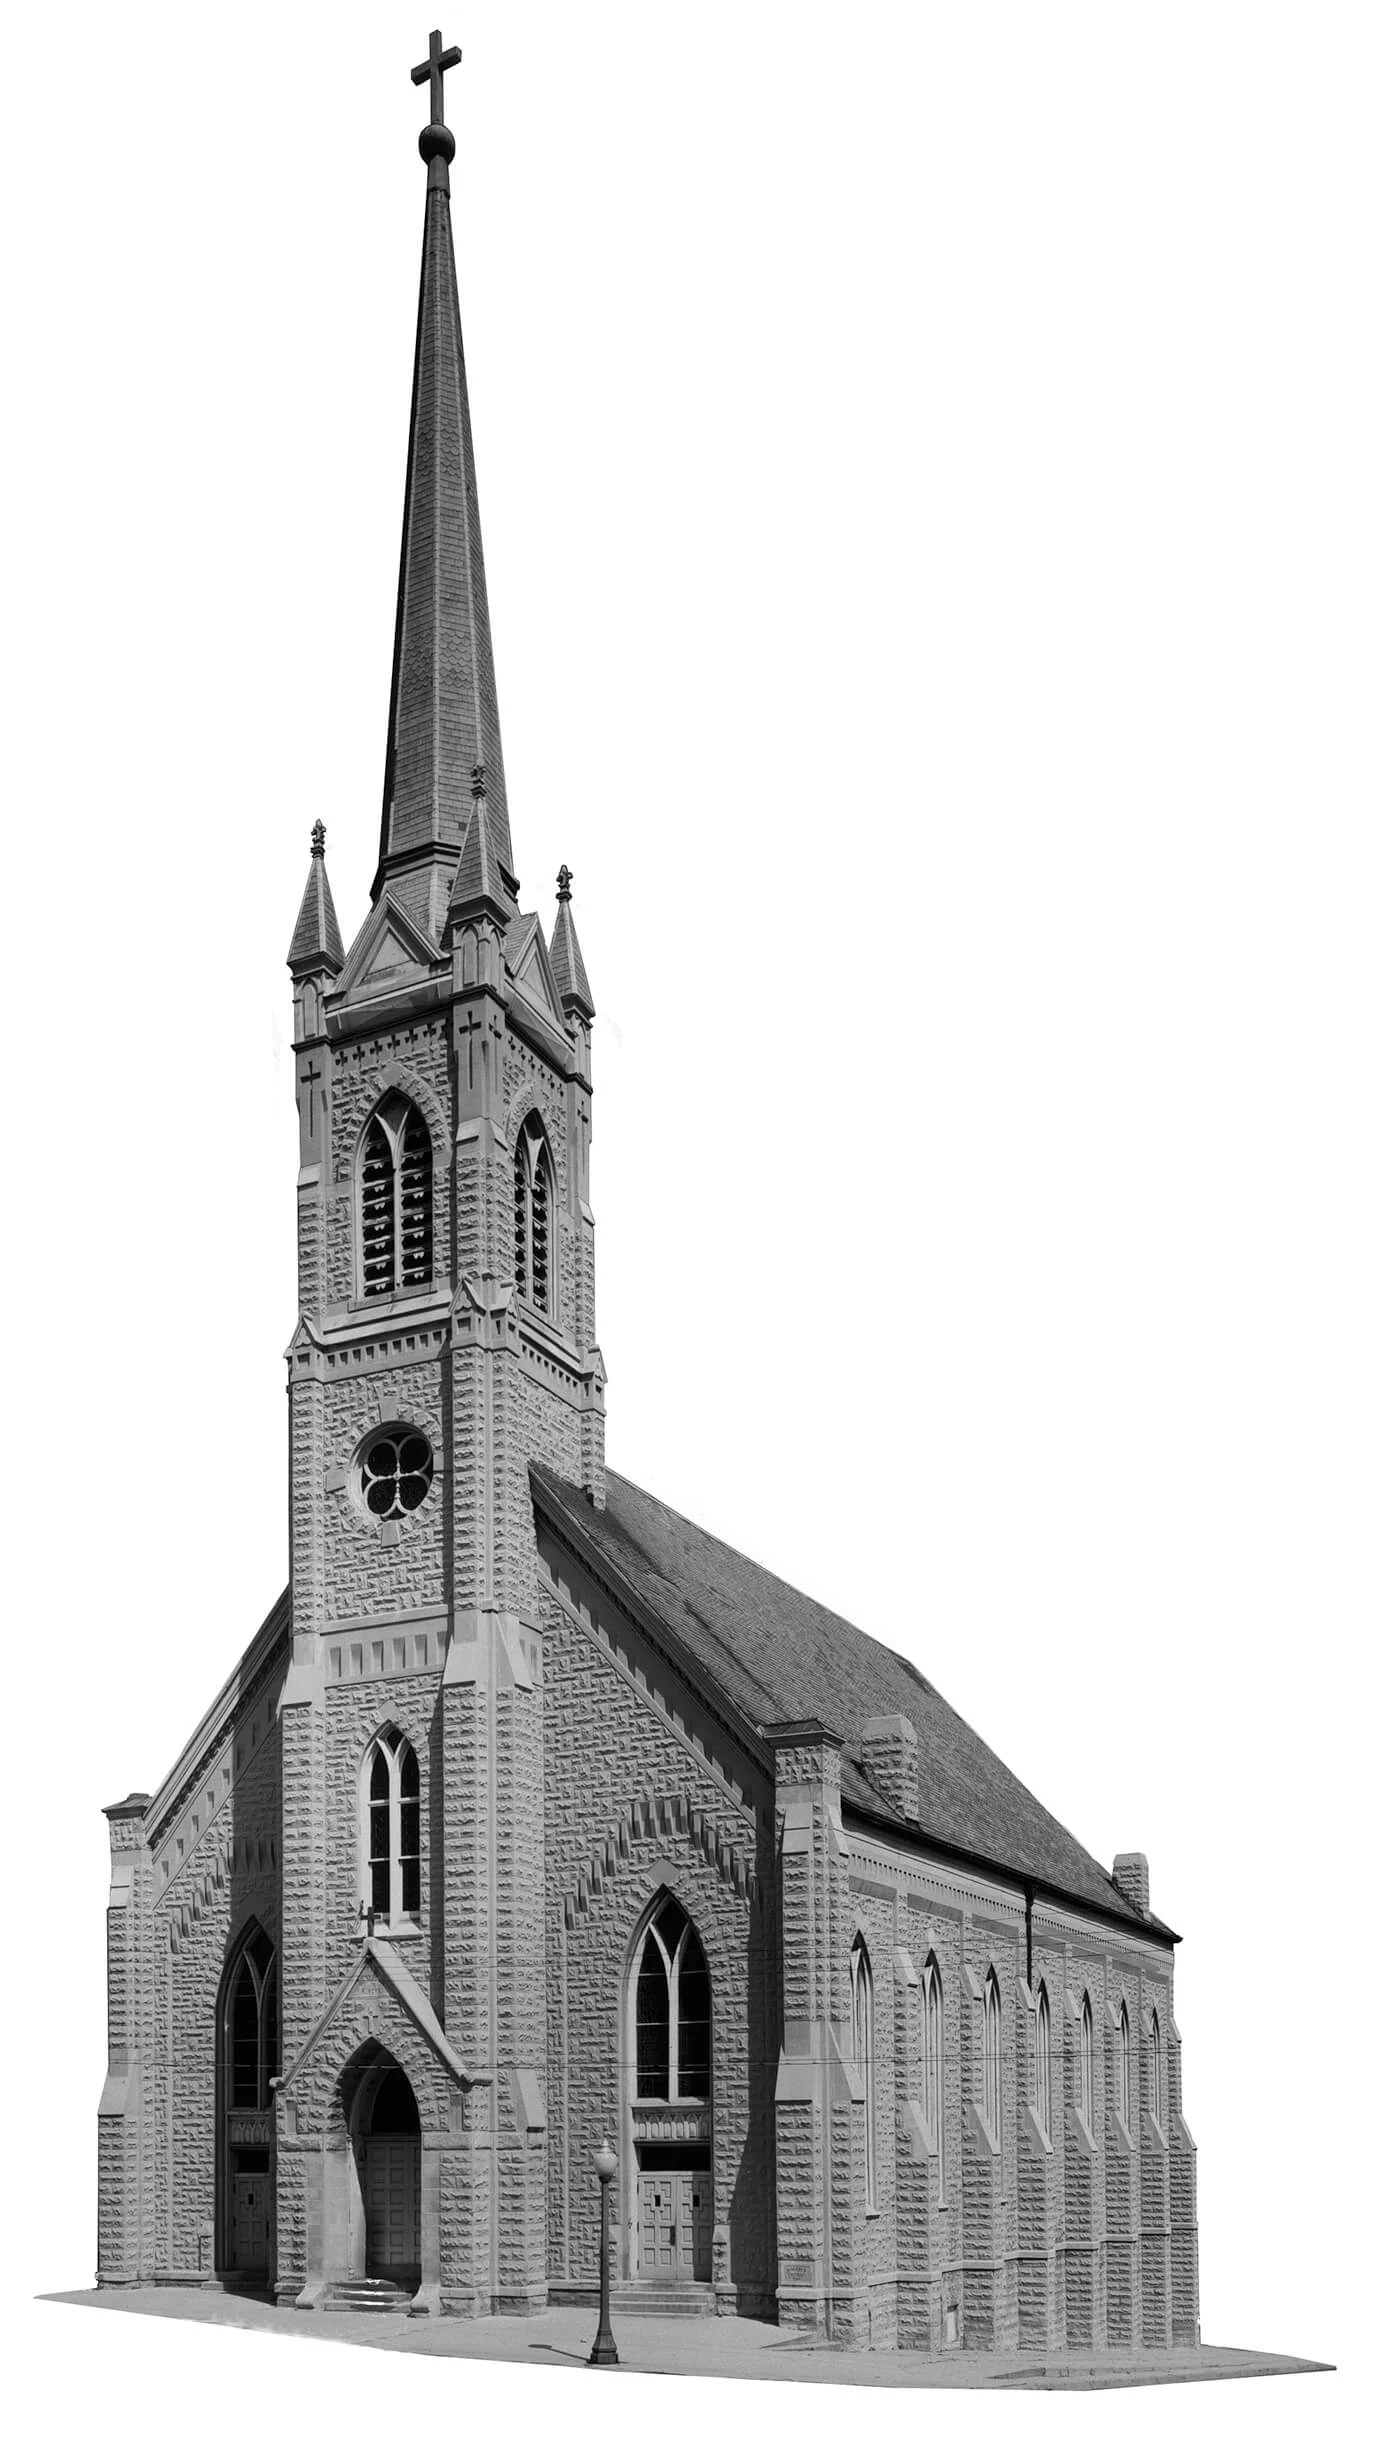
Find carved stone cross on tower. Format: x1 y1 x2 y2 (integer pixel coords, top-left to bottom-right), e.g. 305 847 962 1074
412 27 462 126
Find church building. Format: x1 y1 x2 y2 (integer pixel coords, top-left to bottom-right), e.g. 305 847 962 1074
98 40 1200 2356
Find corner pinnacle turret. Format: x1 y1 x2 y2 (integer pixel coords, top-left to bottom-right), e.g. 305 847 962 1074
372 31 515 918
287 820 344 976
550 864 595 1018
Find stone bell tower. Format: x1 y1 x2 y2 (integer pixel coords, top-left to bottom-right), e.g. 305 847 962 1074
273 33 604 2313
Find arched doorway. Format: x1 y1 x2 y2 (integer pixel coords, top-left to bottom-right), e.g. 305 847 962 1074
627 1894 713 2283
217 1923 278 2280
341 2046 421 2288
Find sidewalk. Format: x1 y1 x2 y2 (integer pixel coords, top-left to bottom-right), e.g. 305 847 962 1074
41 2288 1331 2391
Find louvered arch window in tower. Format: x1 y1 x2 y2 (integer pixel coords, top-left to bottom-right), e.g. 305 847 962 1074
513 1115 555 1316
359 1094 433 1298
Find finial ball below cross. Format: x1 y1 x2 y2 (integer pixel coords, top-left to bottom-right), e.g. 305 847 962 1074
414 28 461 166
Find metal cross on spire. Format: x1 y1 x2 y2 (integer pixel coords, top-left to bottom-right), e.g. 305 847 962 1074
411 27 462 126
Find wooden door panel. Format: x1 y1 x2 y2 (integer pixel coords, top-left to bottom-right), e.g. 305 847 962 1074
637 2166 713 2281
232 2175 268 2274
364 2137 419 2279
684 2172 712 2281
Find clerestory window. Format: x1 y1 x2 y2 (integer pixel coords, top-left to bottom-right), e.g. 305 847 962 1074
359 1093 433 1298
513 1114 555 1315
362 1727 421 1925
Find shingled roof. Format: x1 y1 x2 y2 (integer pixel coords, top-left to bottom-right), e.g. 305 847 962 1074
532 1465 1174 1942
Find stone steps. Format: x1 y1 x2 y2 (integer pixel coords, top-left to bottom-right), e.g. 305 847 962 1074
321 2279 416 2314
610 2284 716 2317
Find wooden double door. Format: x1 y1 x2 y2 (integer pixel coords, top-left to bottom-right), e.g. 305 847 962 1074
363 2134 421 2283
637 2156 712 2282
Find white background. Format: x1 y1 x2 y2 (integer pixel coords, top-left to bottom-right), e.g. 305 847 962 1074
2 3 1368 2452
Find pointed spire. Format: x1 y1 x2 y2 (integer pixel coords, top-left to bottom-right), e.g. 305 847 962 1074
550 864 595 1019
444 765 512 937
373 40 516 908
288 820 344 977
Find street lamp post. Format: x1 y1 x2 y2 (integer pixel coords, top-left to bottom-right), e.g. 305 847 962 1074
586 2137 620 2367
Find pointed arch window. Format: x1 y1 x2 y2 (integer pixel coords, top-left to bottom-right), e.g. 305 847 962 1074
1116 2000 1132 2133
851 1938 876 2210
362 1727 421 1925
1034 1980 1052 2140
224 1928 278 2112
1079 1992 1095 2136
513 1114 555 1315
632 1897 711 2103
1148 2007 1163 2129
981 1966 1002 2151
922 1951 945 2201
359 1094 433 1298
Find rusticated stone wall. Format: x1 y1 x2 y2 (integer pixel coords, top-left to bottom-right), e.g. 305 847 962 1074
541 1577 777 2313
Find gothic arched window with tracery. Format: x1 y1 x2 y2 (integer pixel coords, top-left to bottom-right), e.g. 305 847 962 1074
361 1727 421 1924
224 1927 278 2112
359 1093 433 1297
632 1897 711 2103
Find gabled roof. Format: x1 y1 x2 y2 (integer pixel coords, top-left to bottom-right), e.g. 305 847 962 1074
144 1588 290 1848
333 889 438 1001
276 1936 479 2099
505 908 538 974
531 1466 1175 1942
445 790 512 930
508 908 563 1025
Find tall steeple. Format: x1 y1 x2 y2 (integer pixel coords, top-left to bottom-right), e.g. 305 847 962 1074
372 32 515 922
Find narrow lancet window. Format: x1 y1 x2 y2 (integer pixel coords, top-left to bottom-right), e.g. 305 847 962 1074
852 1939 876 2208
1149 2007 1163 2128
1080 1992 1095 2133
1116 2002 1132 2131
982 1967 1002 2150
1034 1980 1052 2139
922 1952 945 2200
